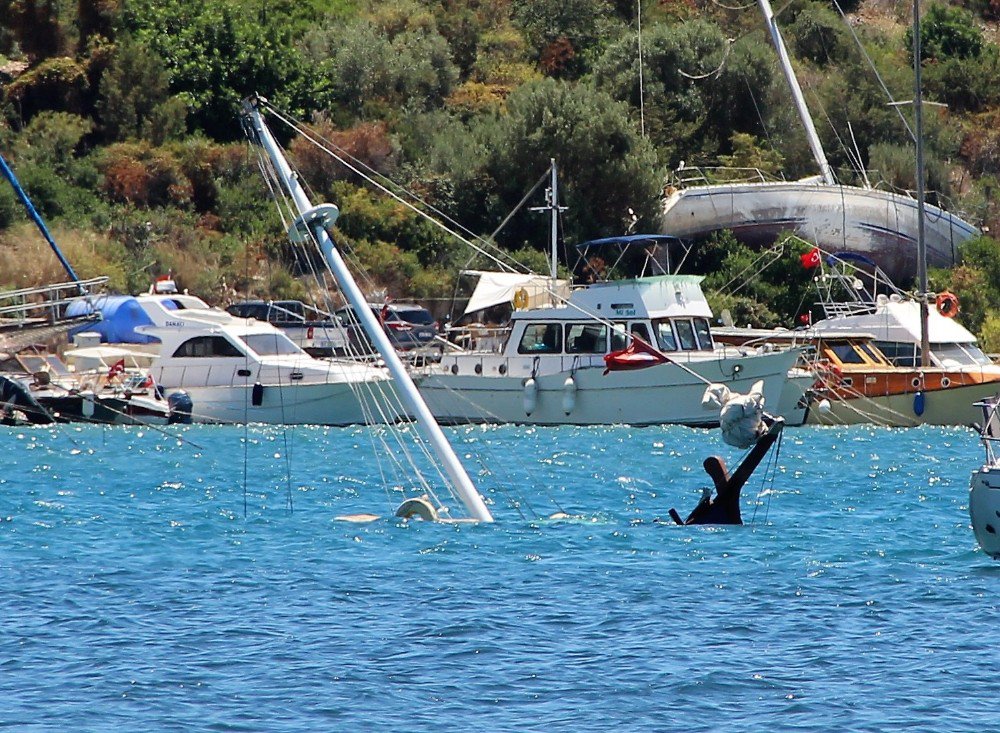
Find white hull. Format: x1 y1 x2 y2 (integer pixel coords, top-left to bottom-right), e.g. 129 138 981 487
970 467 1000 558
661 182 977 282
808 381 1000 427
416 349 805 426
163 379 401 425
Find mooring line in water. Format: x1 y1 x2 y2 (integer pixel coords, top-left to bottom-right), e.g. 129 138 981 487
749 426 783 526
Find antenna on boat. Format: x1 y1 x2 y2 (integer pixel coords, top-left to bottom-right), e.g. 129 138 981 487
0 153 86 294
242 95 494 523
637 0 646 138
756 0 836 186
912 0 931 368
528 159 568 302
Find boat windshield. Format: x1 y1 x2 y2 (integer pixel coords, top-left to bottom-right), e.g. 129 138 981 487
240 333 303 356
654 319 678 351
931 342 994 367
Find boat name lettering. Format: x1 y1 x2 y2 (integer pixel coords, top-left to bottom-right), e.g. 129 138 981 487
611 302 636 316
165 320 184 327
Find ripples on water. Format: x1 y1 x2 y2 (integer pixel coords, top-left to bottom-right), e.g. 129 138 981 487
0 423 995 731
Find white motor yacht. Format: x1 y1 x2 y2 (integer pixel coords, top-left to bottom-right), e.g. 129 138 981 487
130 293 400 425
416 273 808 426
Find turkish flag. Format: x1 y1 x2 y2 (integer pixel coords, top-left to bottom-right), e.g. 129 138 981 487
107 358 126 378
603 337 670 374
800 247 821 269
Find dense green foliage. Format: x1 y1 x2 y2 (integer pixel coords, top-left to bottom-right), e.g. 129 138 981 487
0 0 997 344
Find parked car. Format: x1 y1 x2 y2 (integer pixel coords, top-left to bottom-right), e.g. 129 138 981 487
334 303 439 353
226 300 348 356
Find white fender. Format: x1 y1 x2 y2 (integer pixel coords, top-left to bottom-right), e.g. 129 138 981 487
562 375 577 415
523 377 537 415
81 391 96 418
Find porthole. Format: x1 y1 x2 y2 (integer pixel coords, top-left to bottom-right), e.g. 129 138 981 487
451 364 459 375
911 377 922 388
940 377 951 388
498 364 507 375
474 363 483 375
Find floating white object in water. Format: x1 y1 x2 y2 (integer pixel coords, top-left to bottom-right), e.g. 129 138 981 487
702 380 766 449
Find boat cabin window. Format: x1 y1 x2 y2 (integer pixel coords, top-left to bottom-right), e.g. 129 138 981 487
674 319 698 350
566 323 607 354
240 333 303 356
518 323 562 354
856 342 889 365
631 322 651 343
825 343 868 365
173 335 244 358
653 319 678 351
930 342 993 367
611 322 652 351
874 341 920 368
693 318 713 350
611 322 628 351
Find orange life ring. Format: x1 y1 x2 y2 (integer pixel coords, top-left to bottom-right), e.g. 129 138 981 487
935 291 959 318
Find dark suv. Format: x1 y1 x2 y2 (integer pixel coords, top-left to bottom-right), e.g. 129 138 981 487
226 300 347 356
334 303 438 352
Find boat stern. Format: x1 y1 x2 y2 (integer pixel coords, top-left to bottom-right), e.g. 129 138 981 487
970 467 1000 558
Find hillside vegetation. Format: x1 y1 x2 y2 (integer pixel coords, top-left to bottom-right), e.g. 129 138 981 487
1 0 998 346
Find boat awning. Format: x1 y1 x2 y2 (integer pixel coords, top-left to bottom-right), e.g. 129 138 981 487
461 270 569 316
574 234 682 251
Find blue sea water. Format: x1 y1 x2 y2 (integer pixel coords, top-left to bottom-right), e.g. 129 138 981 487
0 422 995 732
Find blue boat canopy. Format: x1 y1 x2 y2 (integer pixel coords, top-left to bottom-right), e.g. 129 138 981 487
574 234 683 251
67 296 177 344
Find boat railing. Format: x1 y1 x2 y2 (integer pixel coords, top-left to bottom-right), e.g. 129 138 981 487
444 325 512 353
0 277 109 326
666 166 782 190
976 397 1000 466
818 300 878 319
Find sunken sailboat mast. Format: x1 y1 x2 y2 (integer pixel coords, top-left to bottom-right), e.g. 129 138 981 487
756 0 835 186
242 95 494 523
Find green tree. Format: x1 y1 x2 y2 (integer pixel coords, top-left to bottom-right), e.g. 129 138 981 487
910 3 983 63
592 22 774 167
485 78 661 250
121 0 314 139
96 39 186 143
511 0 623 79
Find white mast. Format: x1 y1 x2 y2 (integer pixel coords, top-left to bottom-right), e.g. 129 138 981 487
757 0 836 186
912 0 931 367
243 97 493 522
549 160 559 280
529 159 567 300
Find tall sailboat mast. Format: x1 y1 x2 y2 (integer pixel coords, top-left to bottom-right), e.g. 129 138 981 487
243 97 493 522
912 0 931 367
757 0 836 186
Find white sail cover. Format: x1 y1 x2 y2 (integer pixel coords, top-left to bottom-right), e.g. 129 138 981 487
461 270 570 316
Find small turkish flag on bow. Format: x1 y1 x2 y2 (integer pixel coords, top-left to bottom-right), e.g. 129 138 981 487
800 247 821 269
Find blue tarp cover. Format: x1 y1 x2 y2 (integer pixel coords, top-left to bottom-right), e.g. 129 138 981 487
67 296 176 344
